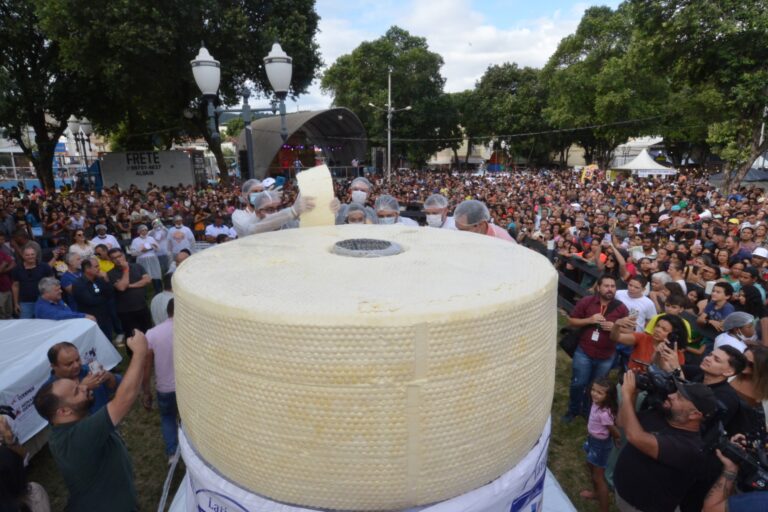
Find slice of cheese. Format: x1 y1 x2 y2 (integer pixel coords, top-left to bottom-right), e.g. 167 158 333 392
296 164 335 227
173 225 558 510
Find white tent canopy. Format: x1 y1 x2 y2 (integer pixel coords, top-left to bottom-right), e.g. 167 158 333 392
613 149 677 177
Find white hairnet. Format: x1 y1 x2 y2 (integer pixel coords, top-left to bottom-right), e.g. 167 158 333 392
250 190 282 210
345 202 367 220
374 194 399 213
454 200 490 225
347 202 366 215
424 194 448 209
241 178 263 195
350 177 372 190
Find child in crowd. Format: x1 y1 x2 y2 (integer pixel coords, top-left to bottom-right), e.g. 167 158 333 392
580 377 620 512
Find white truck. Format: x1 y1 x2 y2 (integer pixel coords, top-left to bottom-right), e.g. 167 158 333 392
99 150 207 189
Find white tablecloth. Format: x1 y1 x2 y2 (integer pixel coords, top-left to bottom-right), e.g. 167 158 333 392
0 319 122 443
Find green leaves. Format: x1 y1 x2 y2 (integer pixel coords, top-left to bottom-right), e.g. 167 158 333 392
321 26 455 167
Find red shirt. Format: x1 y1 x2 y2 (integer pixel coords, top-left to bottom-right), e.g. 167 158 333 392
628 332 684 373
571 295 629 360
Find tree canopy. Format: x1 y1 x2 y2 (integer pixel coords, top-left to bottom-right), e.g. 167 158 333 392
0 0 322 190
321 26 460 169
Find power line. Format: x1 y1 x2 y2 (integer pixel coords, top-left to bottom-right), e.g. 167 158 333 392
246 114 667 143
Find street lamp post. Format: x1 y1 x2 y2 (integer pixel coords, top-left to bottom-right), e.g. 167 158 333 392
369 69 411 184
67 116 93 171
191 43 292 181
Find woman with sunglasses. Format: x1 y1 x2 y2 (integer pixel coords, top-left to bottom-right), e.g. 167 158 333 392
68 229 96 259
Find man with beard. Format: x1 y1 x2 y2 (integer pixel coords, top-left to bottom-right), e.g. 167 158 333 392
33 331 147 511
655 344 747 512
167 215 196 257
563 275 628 422
45 342 120 414
614 371 717 512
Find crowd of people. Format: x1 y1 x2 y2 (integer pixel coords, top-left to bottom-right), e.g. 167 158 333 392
1 165 768 510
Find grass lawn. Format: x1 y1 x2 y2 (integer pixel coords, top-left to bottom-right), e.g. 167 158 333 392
27 324 613 512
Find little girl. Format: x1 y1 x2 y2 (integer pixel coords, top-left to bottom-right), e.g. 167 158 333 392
581 377 620 512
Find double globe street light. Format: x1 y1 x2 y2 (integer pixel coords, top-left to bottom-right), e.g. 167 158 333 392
369 68 411 184
66 115 93 171
191 43 292 180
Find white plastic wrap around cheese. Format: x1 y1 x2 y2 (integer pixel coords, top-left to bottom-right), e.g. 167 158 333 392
173 225 558 511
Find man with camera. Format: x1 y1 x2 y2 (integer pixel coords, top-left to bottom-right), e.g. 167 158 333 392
656 344 747 511
613 370 718 511
702 439 768 511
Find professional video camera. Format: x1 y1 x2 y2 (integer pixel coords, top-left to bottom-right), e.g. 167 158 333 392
714 425 768 492
625 363 680 410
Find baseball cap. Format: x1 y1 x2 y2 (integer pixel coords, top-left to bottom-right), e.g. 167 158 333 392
752 247 768 259
723 311 755 331
658 214 671 222
728 218 740 225
671 205 681 212
95 224 107 231
674 380 718 419
262 177 277 189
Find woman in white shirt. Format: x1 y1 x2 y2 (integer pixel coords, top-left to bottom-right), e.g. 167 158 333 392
68 229 96 259
149 218 170 274
130 224 162 293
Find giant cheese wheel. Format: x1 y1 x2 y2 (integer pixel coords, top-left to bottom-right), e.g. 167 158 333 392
173 225 558 510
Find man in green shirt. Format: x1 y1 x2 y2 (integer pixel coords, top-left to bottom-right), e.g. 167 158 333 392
34 330 149 511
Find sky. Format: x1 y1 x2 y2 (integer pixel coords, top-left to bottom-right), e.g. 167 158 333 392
283 0 621 111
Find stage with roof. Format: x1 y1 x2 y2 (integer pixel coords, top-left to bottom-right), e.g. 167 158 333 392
236 107 367 180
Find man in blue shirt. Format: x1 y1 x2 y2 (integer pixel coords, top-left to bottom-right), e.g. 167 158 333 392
34 277 95 322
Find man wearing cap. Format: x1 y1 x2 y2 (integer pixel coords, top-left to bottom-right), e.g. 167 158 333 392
90 225 120 251
656 344 746 512
750 247 768 279
614 370 717 512
657 213 672 235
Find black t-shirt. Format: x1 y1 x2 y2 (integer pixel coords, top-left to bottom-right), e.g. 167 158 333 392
11 263 53 302
681 365 741 433
614 409 706 512
107 263 148 313
72 277 114 318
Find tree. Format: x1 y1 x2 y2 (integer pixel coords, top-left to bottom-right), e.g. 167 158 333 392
321 26 457 170
472 64 552 166
543 5 633 167
0 0 84 192
224 117 246 141
448 90 487 170
36 0 322 186
630 0 768 191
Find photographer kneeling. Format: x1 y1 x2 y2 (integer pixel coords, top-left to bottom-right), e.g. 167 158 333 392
613 370 717 512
